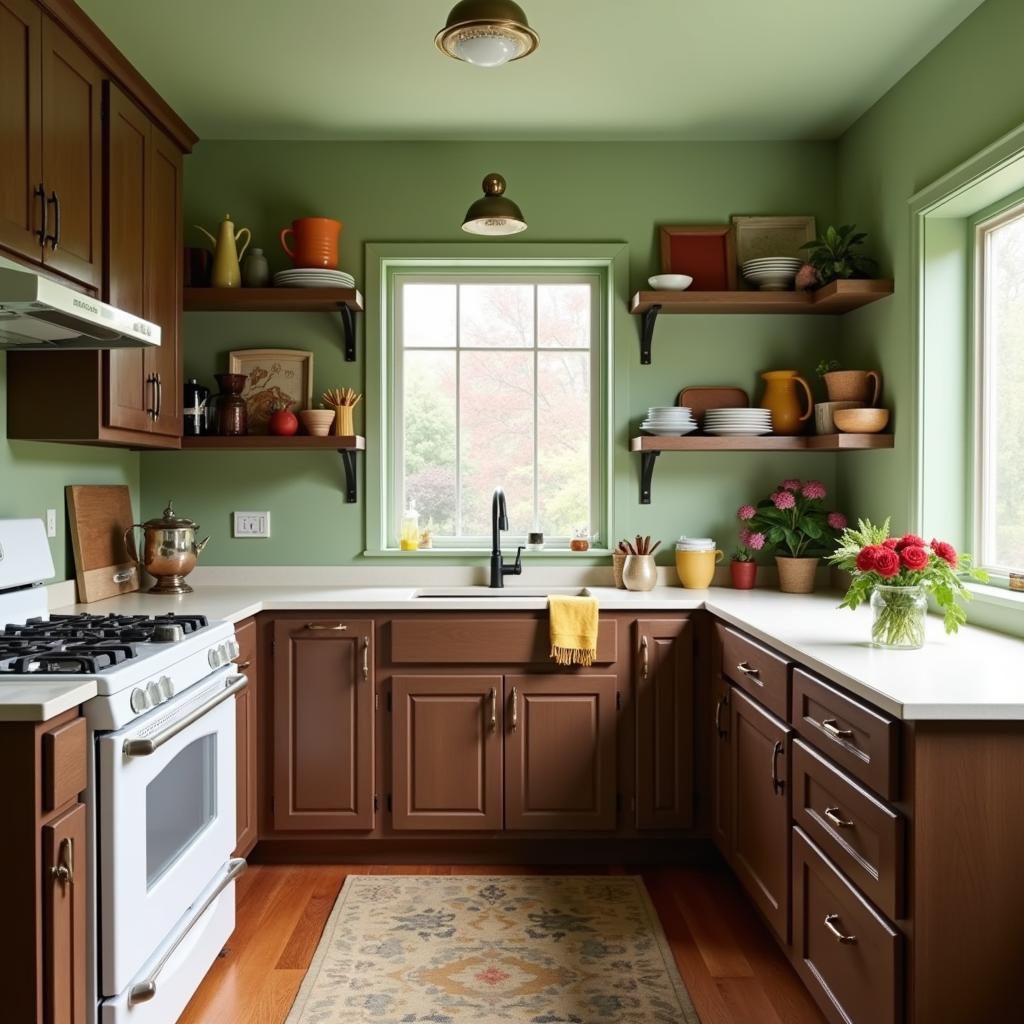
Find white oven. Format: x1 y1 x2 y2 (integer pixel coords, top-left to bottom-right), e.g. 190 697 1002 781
96 667 246 1006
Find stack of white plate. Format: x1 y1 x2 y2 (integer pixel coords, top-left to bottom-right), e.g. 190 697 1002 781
273 268 356 288
704 407 773 436
740 257 802 291
640 406 698 436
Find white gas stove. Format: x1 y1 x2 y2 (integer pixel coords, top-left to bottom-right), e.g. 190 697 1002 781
0 518 246 1024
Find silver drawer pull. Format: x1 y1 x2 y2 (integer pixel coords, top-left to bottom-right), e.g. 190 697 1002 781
123 674 248 757
824 913 857 944
306 623 348 630
821 718 855 740
824 806 855 829
736 661 760 678
128 858 247 1006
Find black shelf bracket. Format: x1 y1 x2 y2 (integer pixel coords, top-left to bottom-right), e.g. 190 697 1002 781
339 305 357 362
639 450 660 504
339 449 358 503
639 304 661 365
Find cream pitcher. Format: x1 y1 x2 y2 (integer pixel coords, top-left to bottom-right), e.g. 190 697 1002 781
195 215 251 288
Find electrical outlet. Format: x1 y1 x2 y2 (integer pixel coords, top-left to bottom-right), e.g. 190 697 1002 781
46 509 57 538
233 511 271 538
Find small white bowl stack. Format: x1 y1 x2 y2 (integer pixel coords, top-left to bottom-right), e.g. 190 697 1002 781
740 257 802 291
703 407 773 436
641 406 698 436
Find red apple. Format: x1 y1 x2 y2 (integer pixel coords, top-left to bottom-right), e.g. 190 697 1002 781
269 406 299 436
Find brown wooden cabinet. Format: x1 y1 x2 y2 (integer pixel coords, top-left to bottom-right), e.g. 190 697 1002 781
505 673 618 831
634 618 694 829
730 684 791 944
391 674 503 831
272 619 374 831
233 617 258 857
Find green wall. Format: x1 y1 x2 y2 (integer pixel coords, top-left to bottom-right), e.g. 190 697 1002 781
142 140 846 564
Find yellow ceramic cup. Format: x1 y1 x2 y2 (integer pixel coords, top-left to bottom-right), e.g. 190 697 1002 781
675 548 724 589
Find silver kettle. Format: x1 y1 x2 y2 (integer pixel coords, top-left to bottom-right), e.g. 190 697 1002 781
124 501 210 595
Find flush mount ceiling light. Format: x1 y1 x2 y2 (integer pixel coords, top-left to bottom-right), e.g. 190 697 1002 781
462 173 528 235
435 0 539 67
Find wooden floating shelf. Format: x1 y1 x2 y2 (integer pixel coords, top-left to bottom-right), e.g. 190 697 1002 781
630 432 893 503
182 287 364 361
179 435 366 502
630 279 894 364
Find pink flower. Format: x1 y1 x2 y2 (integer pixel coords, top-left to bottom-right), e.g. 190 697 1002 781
739 527 752 545
747 531 766 551
771 490 796 510
931 539 958 568
780 479 801 491
801 480 827 500
737 504 756 521
827 512 847 531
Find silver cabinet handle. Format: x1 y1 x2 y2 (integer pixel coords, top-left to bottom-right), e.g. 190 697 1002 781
146 374 157 420
489 687 497 732
362 636 369 681
640 635 649 679
770 739 784 794
123 674 248 757
821 718 854 740
824 913 857 944
128 858 247 1006
510 686 518 732
306 622 348 630
736 661 760 678
824 806 855 829
51 836 74 886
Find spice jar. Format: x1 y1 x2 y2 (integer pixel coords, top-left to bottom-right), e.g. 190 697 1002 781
569 528 590 552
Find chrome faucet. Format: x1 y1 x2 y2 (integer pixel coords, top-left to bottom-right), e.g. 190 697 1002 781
489 487 523 588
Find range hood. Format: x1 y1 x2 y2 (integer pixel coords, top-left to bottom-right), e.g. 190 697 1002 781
0 267 160 349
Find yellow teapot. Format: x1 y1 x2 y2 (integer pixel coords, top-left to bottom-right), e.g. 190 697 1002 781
195 215 251 288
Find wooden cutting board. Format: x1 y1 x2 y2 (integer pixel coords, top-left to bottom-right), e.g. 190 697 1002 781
65 485 141 603
677 386 749 428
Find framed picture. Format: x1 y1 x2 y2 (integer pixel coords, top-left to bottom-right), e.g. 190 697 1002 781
659 225 737 290
731 215 817 264
228 348 314 434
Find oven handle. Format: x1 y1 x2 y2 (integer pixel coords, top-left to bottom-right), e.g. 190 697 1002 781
128 857 247 1006
122 673 248 758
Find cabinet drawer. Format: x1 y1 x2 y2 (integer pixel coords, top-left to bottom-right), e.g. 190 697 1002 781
793 828 901 1024
42 716 87 814
234 617 257 675
792 669 899 800
716 623 790 719
793 740 903 920
389 617 617 665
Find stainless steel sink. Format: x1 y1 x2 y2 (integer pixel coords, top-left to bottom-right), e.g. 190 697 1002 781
413 586 592 599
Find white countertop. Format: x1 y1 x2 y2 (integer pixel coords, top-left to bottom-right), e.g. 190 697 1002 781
4 583 1022 722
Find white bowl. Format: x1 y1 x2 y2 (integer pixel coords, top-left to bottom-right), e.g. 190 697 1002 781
741 268 797 291
648 274 693 291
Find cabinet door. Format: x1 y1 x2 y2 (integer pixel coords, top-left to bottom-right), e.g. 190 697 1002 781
731 685 792 943
43 801 87 1024
233 618 258 856
40 16 102 288
711 673 732 856
505 673 617 831
104 83 152 433
272 619 374 831
392 675 503 831
635 618 694 829
0 0 42 261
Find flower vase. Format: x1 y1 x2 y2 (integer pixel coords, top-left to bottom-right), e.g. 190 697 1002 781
775 555 819 594
870 584 927 649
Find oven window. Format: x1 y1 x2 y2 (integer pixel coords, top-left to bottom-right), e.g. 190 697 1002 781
146 735 217 888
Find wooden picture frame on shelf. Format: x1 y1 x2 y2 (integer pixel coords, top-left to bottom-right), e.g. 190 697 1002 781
659 225 737 291
228 348 314 434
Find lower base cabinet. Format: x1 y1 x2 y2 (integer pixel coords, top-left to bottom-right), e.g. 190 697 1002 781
233 617 258 857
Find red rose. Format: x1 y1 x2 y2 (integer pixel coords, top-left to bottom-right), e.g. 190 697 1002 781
873 547 901 578
931 539 958 568
899 545 929 572
856 545 881 572
896 533 926 551
882 538 899 550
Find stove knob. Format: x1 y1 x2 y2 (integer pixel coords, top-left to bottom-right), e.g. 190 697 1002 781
208 647 223 669
158 676 174 701
147 681 164 705
130 688 150 714
153 624 185 644
227 639 240 660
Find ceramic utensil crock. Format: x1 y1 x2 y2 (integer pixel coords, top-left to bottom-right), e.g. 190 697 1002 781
622 554 657 591
124 501 210 595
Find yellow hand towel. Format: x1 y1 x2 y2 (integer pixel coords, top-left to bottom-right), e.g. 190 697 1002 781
549 594 599 667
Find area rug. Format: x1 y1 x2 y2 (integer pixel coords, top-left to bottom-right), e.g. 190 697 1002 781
285 875 700 1023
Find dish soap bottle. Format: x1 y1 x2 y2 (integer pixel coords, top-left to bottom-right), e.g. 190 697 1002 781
400 503 420 551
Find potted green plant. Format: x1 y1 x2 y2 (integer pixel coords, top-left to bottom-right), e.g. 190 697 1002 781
730 545 758 590
798 224 877 285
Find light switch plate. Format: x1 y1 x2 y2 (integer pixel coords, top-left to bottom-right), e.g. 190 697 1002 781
46 509 57 538
233 511 271 538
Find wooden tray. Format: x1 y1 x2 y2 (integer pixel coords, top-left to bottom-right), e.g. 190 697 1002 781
66 485 140 603
677 386 749 428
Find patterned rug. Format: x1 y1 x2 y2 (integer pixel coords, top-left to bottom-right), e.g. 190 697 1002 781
285 875 700 1023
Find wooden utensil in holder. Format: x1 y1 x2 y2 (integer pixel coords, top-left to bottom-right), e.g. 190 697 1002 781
321 387 362 436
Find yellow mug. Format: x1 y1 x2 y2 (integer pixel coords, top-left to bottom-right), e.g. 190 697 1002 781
675 548 724 589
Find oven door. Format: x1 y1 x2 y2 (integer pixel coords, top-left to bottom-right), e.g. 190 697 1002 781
97 669 245 996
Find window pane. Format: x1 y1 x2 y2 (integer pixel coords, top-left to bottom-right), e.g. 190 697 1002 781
538 284 591 348
538 351 591 537
983 215 1024 572
402 283 456 347
459 284 534 348
403 349 457 535
459 350 534 536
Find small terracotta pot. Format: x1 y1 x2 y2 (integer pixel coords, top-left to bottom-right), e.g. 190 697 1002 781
730 560 758 590
612 550 627 589
622 554 657 592
775 555 819 594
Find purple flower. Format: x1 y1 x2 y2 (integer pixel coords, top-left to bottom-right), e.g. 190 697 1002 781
802 480 827 500
747 531 766 551
827 512 847 530
737 504 756 521
771 490 796 510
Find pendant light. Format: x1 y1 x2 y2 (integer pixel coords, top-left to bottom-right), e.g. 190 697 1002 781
461 173 527 235
435 0 539 67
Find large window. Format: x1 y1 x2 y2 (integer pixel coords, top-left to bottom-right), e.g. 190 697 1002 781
389 270 604 548
975 203 1024 576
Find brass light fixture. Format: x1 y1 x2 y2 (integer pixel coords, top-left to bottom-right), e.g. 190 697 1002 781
435 0 539 67
461 173 527 236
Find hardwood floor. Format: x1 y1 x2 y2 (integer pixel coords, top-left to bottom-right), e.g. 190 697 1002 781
179 863 826 1024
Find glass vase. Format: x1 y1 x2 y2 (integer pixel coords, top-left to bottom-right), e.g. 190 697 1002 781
869 585 927 649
